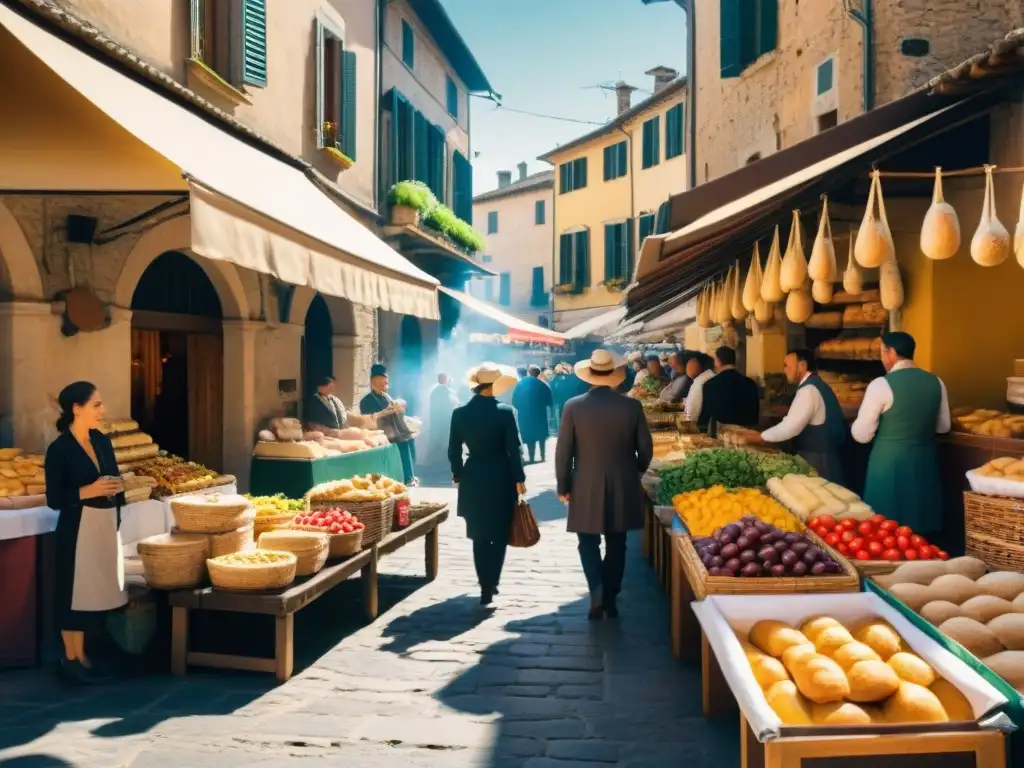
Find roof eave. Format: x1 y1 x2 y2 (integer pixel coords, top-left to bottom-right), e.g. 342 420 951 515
407 0 493 95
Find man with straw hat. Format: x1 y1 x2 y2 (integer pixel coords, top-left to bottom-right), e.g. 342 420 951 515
449 364 526 606
556 350 654 620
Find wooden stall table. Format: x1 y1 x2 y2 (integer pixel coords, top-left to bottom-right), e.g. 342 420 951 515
249 443 405 499
169 507 448 682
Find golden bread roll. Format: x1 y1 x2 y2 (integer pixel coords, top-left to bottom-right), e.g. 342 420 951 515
764 680 813 725
813 625 856 655
929 679 973 722
883 682 949 723
811 700 872 725
846 659 900 702
852 620 903 660
741 641 791 688
749 620 811 658
887 652 936 686
800 616 842 644
790 654 851 704
830 641 881 670
110 432 154 449
782 643 818 673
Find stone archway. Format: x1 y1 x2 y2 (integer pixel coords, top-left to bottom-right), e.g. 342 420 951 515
0 200 45 300
289 287 362 405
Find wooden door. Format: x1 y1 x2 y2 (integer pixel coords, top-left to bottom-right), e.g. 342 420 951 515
186 333 224 471
131 328 162 435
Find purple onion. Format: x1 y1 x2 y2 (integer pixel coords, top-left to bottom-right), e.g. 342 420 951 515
739 550 757 565
741 563 762 577
770 564 787 577
725 557 742 572
759 546 780 564
781 550 799 566
791 561 809 577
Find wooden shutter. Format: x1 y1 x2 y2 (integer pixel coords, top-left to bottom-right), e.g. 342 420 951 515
428 124 446 200
535 200 545 225
618 142 628 177
574 230 590 290
531 266 544 304
638 214 655 246
625 217 635 282
651 116 661 166
604 224 616 282
577 158 587 188
240 0 268 86
655 200 671 234
402 20 414 67
414 111 430 184
499 273 511 305
452 151 472 222
315 22 325 148
387 88 400 187
488 211 498 234
720 0 743 78
341 49 357 159
558 233 573 283
757 0 778 58
603 146 612 181
559 162 571 194
446 76 458 117
397 96 414 181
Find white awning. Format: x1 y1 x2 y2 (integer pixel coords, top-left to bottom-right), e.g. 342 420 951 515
562 306 627 340
439 287 565 345
0 5 438 320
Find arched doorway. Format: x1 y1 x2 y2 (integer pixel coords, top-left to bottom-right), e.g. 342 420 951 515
130 251 224 470
398 315 423 416
303 293 334 411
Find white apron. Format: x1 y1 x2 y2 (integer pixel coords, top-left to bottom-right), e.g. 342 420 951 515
71 505 127 612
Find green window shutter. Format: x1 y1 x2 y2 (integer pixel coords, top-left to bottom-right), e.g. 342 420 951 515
558 233 573 283
652 116 661 166
574 157 587 189
618 141 628 177
531 266 544 304
574 230 590 289
315 23 325 148
535 200 545 225
413 111 429 184
817 58 834 95
446 76 458 118
427 125 446 200
240 0 268 86
666 104 684 159
720 0 743 78
758 0 778 58
499 273 511 305
401 20 414 67
603 146 612 181
559 162 570 194
487 211 498 234
604 224 616 282
341 49 357 159
638 213 655 246
655 200 671 234
625 218 635 281
452 151 472 222
387 89 400 187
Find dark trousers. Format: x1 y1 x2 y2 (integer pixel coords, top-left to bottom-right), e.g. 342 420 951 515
473 539 508 593
396 440 416 483
526 440 546 463
576 532 627 604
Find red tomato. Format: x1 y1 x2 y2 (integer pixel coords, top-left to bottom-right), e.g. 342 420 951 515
917 545 935 560
909 534 926 548
870 514 887 525
857 521 875 537
879 520 898 533
841 530 856 543
869 530 887 542
837 543 850 555
882 536 896 549
896 526 913 538
867 541 885 556
837 519 854 531
825 533 840 546
818 515 836 530
938 550 950 561
855 550 872 561
904 549 920 561
808 516 821 529
882 548 902 561
850 537 865 552
896 536 911 551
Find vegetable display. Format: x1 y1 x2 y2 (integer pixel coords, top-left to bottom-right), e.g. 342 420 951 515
673 486 803 536
657 449 762 504
245 493 305 518
693 517 841 578
810 514 947 562
751 452 814 484
766 474 873 522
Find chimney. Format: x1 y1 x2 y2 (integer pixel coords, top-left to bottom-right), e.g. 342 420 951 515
497 170 512 188
645 65 679 94
614 81 638 115
517 162 528 181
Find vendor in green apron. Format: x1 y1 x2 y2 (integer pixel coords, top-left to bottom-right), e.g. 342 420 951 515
851 332 951 536
746 349 846 483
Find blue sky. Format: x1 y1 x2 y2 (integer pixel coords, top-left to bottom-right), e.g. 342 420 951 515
439 0 688 195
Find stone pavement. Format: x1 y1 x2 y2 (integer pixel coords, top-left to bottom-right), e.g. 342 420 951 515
0 442 739 767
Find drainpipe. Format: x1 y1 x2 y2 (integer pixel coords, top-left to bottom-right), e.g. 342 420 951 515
847 0 875 113
617 124 636 259
683 0 696 190
373 0 383 209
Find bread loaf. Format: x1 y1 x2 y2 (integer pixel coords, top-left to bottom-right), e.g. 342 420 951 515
883 682 949 723
929 678 973 721
847 659 900 703
887 652 936 686
765 680 814 725
750 620 810 658
115 443 159 463
830 641 881 671
811 701 872 725
852 620 902 660
110 432 153 449
790 653 850 704
741 641 791 688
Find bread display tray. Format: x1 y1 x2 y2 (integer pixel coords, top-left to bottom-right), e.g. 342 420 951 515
692 593 1009 743
966 469 1024 499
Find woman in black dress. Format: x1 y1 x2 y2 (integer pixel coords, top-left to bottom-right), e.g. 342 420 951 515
45 381 126 683
448 364 526 606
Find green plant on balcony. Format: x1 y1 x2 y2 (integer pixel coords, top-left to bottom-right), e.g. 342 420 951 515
320 122 354 168
388 180 435 211
601 277 628 292
387 181 484 254
553 283 581 296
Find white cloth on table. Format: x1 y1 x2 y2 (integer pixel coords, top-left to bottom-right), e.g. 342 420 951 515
850 361 951 444
684 369 716 425
0 505 60 540
761 374 825 443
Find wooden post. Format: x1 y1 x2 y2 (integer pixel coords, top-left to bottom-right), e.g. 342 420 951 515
701 632 734 717
425 524 439 582
671 539 684 659
171 606 188 676
362 544 379 620
274 614 294 682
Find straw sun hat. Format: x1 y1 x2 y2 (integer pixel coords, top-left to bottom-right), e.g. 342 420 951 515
466 363 518 397
574 349 626 388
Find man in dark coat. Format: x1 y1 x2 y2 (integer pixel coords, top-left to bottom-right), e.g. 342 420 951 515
427 373 459 464
556 349 654 620
512 365 554 463
360 364 418 485
702 346 760 432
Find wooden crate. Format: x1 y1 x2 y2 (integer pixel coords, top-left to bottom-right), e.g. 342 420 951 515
964 491 1024 572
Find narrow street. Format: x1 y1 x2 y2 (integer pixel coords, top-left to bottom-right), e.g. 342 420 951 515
0 443 737 768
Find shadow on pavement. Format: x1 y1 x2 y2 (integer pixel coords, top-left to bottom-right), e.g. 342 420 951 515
379 594 494 655
0 757 76 767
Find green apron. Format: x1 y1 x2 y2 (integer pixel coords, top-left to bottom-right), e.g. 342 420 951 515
863 367 943 533
793 374 846 485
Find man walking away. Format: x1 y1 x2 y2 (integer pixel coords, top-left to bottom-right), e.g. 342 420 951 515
512 365 553 463
702 346 760 430
556 350 653 620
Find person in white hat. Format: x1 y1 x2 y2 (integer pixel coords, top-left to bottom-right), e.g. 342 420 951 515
555 349 653 619
449 363 527 606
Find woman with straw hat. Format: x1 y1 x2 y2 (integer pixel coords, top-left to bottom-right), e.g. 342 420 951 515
449 363 527 606
556 350 653 619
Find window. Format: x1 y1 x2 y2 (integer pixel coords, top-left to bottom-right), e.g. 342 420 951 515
482 254 493 263
603 141 628 181
531 266 546 306
637 213 656 248
189 0 267 88
558 157 587 194
817 58 835 95
487 211 498 234
817 110 838 133
665 103 685 160
535 199 546 225
558 230 590 291
720 0 778 78
484 277 494 302
385 89 447 200
499 273 511 305
452 150 473 222
446 76 458 118
401 19 414 68
642 116 661 169
604 220 634 283
316 22 357 159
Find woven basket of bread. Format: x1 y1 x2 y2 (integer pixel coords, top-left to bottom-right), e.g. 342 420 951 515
207 550 297 591
171 493 254 534
137 532 210 589
288 525 363 558
257 530 329 575
253 512 295 538
169 522 253 557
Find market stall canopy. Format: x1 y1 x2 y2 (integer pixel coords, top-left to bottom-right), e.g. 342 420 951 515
627 86 1006 318
0 5 438 320
562 306 628 340
438 287 565 346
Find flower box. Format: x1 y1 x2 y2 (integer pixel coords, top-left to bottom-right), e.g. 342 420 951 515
390 204 420 227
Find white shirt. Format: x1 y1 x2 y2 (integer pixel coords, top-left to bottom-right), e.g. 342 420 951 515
761 374 826 443
684 370 716 424
850 360 951 444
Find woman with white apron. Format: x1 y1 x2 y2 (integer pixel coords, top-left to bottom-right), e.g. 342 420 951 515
45 381 126 683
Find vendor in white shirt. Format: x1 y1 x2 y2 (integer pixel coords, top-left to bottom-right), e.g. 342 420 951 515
683 353 716 430
743 349 846 483
851 332 951 537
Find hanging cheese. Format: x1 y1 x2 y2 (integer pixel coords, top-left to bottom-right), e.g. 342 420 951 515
754 298 773 325
812 280 834 304
761 226 785 302
920 167 960 261
880 260 904 311
716 278 731 326
786 289 814 324
971 165 1010 267
731 261 747 320
781 210 808 293
1015 177 1024 269
742 243 763 312
843 229 865 295
706 283 719 326
696 285 710 328
809 196 838 282
855 171 895 268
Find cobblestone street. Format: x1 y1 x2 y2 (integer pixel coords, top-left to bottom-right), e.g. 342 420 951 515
0 445 738 767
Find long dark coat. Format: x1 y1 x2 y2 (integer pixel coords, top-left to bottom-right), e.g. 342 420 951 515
511 376 553 443
555 387 653 535
448 395 526 542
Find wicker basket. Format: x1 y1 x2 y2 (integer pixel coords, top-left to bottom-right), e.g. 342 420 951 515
207 551 297 591
170 522 253 557
309 497 393 546
408 501 447 523
253 512 295 538
964 491 1024 571
170 493 254 534
289 524 363 558
257 530 329 575
678 530 860 600
137 532 210 589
